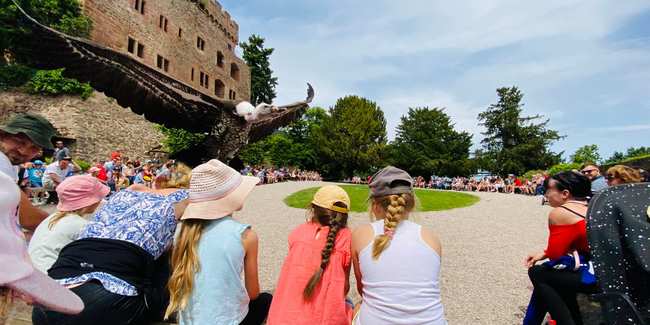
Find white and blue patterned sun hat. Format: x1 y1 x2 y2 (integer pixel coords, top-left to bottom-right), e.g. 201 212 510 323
182 159 259 220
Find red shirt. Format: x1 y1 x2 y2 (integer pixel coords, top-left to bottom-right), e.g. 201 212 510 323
514 179 522 186
92 164 107 181
544 219 589 261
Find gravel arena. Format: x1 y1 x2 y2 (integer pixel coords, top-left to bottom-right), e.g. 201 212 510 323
10 181 604 325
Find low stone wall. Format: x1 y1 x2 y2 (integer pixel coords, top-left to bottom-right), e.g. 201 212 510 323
0 90 166 163
600 156 650 174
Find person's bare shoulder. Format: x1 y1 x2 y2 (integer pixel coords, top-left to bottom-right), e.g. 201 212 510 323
352 224 375 253
549 206 586 225
420 226 442 258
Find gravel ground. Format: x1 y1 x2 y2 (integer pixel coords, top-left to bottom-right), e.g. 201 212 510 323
9 181 558 325
237 181 552 325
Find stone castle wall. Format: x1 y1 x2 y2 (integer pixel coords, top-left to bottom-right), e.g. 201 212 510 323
0 90 165 163
82 0 251 101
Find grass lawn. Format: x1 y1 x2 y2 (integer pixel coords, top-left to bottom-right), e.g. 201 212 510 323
284 185 480 212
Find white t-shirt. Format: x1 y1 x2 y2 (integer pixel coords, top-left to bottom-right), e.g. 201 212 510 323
42 163 75 183
27 212 89 273
0 151 19 182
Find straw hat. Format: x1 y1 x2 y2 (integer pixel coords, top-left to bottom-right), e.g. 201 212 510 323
182 159 259 220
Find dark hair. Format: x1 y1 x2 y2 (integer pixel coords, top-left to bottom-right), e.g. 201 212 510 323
580 162 598 170
543 171 591 200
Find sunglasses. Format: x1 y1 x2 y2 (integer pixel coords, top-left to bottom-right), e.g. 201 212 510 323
606 176 618 182
580 169 598 175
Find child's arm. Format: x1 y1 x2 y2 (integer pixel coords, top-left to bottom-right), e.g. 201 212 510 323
242 228 260 300
344 262 351 296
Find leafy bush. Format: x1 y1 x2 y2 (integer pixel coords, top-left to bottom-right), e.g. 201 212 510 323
547 162 582 176
74 159 90 172
0 65 36 89
26 69 94 99
155 125 206 155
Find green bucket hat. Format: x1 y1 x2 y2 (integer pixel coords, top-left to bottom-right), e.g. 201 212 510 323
0 113 55 149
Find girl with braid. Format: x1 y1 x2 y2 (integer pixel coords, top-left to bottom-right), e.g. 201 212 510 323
267 185 353 325
351 166 447 324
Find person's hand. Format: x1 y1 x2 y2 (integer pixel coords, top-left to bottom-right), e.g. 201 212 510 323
525 252 547 268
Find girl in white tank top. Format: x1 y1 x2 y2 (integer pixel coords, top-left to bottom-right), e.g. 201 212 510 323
351 166 447 325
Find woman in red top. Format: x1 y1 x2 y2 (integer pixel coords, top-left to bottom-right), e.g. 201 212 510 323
524 171 596 325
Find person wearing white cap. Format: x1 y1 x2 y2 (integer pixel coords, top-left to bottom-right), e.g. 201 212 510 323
32 164 191 325
0 171 84 321
28 176 110 273
351 166 446 324
165 159 272 325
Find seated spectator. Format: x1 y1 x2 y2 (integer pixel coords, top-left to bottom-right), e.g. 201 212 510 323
107 168 130 191
133 157 142 168
165 160 271 325
42 157 81 204
523 171 595 325
605 165 641 186
123 161 136 185
133 167 151 187
580 163 608 193
28 176 109 273
29 160 46 203
32 166 191 324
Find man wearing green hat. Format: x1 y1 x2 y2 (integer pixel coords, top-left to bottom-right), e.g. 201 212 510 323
0 113 56 231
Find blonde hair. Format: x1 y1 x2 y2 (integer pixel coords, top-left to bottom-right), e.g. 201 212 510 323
302 203 349 300
161 163 191 189
48 204 98 230
369 192 416 260
606 165 641 184
165 219 208 320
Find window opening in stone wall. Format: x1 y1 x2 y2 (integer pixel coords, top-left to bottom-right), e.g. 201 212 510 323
228 44 232 51
137 43 144 58
230 63 240 81
127 37 135 54
216 51 224 68
229 89 236 100
157 55 163 69
191 68 194 81
163 59 169 72
140 1 145 14
199 72 205 87
204 75 209 89
178 28 182 38
159 16 168 32
214 79 225 98
197 37 205 51
134 0 140 11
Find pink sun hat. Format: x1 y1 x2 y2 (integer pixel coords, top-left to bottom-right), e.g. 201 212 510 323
56 175 110 212
0 172 84 314
182 159 259 220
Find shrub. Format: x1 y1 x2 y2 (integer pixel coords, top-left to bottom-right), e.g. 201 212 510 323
547 162 582 176
26 69 94 99
74 159 90 172
0 65 37 89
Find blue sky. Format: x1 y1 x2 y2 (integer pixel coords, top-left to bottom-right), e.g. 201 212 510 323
222 0 650 161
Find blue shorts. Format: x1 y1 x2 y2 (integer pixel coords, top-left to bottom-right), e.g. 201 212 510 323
30 182 43 188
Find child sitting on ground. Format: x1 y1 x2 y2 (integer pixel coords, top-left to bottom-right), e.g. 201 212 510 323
267 185 353 325
27 176 109 273
351 166 447 324
165 160 272 325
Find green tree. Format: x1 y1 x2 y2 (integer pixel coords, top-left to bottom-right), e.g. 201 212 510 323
285 107 326 170
604 146 650 163
239 35 278 106
314 96 387 179
155 125 206 155
570 144 601 164
474 86 564 177
237 140 266 166
390 107 474 177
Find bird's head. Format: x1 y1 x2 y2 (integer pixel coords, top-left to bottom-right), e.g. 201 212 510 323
236 102 278 122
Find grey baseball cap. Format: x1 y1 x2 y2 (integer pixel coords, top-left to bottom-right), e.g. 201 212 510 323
367 166 413 200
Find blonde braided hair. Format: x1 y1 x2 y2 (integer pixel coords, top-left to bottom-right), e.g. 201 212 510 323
371 192 416 260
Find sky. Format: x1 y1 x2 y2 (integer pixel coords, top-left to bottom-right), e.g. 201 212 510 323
221 0 650 161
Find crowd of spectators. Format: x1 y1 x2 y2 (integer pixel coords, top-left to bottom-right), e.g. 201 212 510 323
240 166 323 184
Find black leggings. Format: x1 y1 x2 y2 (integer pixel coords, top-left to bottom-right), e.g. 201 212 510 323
528 265 597 325
240 292 273 325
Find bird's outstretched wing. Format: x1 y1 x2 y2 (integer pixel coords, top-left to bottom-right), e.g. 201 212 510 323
10 3 237 133
248 83 314 142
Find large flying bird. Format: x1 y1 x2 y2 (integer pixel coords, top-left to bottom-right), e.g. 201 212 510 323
8 4 313 166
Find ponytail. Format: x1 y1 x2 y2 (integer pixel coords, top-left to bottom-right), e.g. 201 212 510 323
302 203 349 300
165 219 207 320
371 192 416 260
